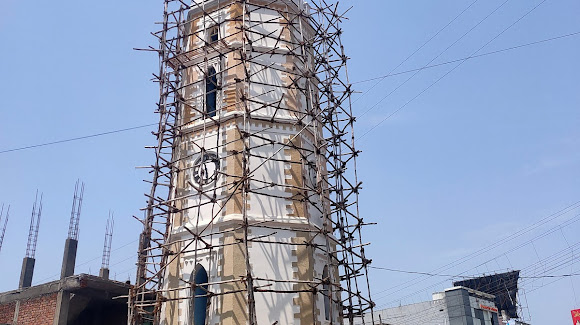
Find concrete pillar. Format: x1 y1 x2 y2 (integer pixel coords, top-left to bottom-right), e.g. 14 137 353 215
54 291 71 325
60 238 78 279
19 257 35 289
99 267 110 280
53 238 78 325
12 301 21 324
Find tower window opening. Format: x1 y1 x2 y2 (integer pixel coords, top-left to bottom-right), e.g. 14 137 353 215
323 266 331 321
205 66 218 117
208 26 219 44
190 265 209 325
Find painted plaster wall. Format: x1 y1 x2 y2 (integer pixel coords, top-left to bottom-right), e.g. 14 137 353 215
178 124 320 227
170 122 334 324
182 4 313 123
167 227 336 325
161 2 336 324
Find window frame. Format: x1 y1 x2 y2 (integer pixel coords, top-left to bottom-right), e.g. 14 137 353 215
189 264 209 325
205 66 218 117
208 25 219 44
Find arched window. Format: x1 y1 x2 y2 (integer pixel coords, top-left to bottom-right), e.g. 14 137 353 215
205 67 218 117
208 25 219 44
190 264 209 325
323 266 331 321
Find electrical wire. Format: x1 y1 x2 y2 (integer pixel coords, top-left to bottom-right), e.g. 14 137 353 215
351 0 480 105
370 266 580 279
33 239 138 284
371 201 580 300
377 234 580 310
370 210 580 314
373 241 580 323
1 29 577 155
356 0 512 121
358 0 548 140
0 123 156 154
352 31 580 85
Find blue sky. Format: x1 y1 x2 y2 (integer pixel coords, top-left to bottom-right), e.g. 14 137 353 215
0 0 579 324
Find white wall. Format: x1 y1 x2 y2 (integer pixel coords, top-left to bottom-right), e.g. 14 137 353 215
164 3 330 324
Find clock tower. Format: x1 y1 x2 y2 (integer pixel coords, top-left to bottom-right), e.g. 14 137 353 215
131 0 374 324
159 1 341 324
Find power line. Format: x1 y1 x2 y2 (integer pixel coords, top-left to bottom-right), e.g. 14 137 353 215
373 239 580 319
1 29 576 155
356 0 512 121
352 0 480 105
34 238 138 284
0 123 156 154
352 31 580 85
358 0 548 140
370 266 480 278
370 266 580 279
370 201 580 304
376 227 580 310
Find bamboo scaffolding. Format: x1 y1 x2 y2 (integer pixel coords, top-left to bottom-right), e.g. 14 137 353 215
129 1 374 324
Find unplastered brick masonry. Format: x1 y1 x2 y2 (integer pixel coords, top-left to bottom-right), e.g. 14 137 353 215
0 293 57 325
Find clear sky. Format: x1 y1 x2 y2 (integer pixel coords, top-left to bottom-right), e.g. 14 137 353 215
0 0 579 324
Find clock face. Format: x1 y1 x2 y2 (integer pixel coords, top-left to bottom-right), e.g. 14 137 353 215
192 152 220 186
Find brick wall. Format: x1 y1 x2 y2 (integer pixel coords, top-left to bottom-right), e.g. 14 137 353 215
0 293 58 325
0 301 16 323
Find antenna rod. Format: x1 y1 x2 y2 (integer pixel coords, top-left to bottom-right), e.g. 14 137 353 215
54 180 85 325
0 204 9 253
61 180 85 279
68 179 84 240
100 211 114 280
20 191 43 289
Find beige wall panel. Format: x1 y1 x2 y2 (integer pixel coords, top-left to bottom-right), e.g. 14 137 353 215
292 232 316 324
218 228 248 325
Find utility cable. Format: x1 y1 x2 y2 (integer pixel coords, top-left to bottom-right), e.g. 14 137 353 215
34 238 138 284
0 123 157 154
376 233 580 311
352 0 480 105
370 209 580 312
372 200 580 299
358 0 548 140
1 30 577 155
352 31 580 85
375 241 580 322
561 228 579 306
356 0 512 121
370 266 580 279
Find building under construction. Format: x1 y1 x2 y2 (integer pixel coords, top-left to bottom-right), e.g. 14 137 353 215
0 183 136 325
130 0 375 324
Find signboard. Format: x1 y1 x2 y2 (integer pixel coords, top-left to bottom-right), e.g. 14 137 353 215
454 270 520 318
572 309 580 325
480 304 498 313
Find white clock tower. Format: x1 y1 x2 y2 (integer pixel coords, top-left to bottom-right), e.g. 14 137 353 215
131 1 374 324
